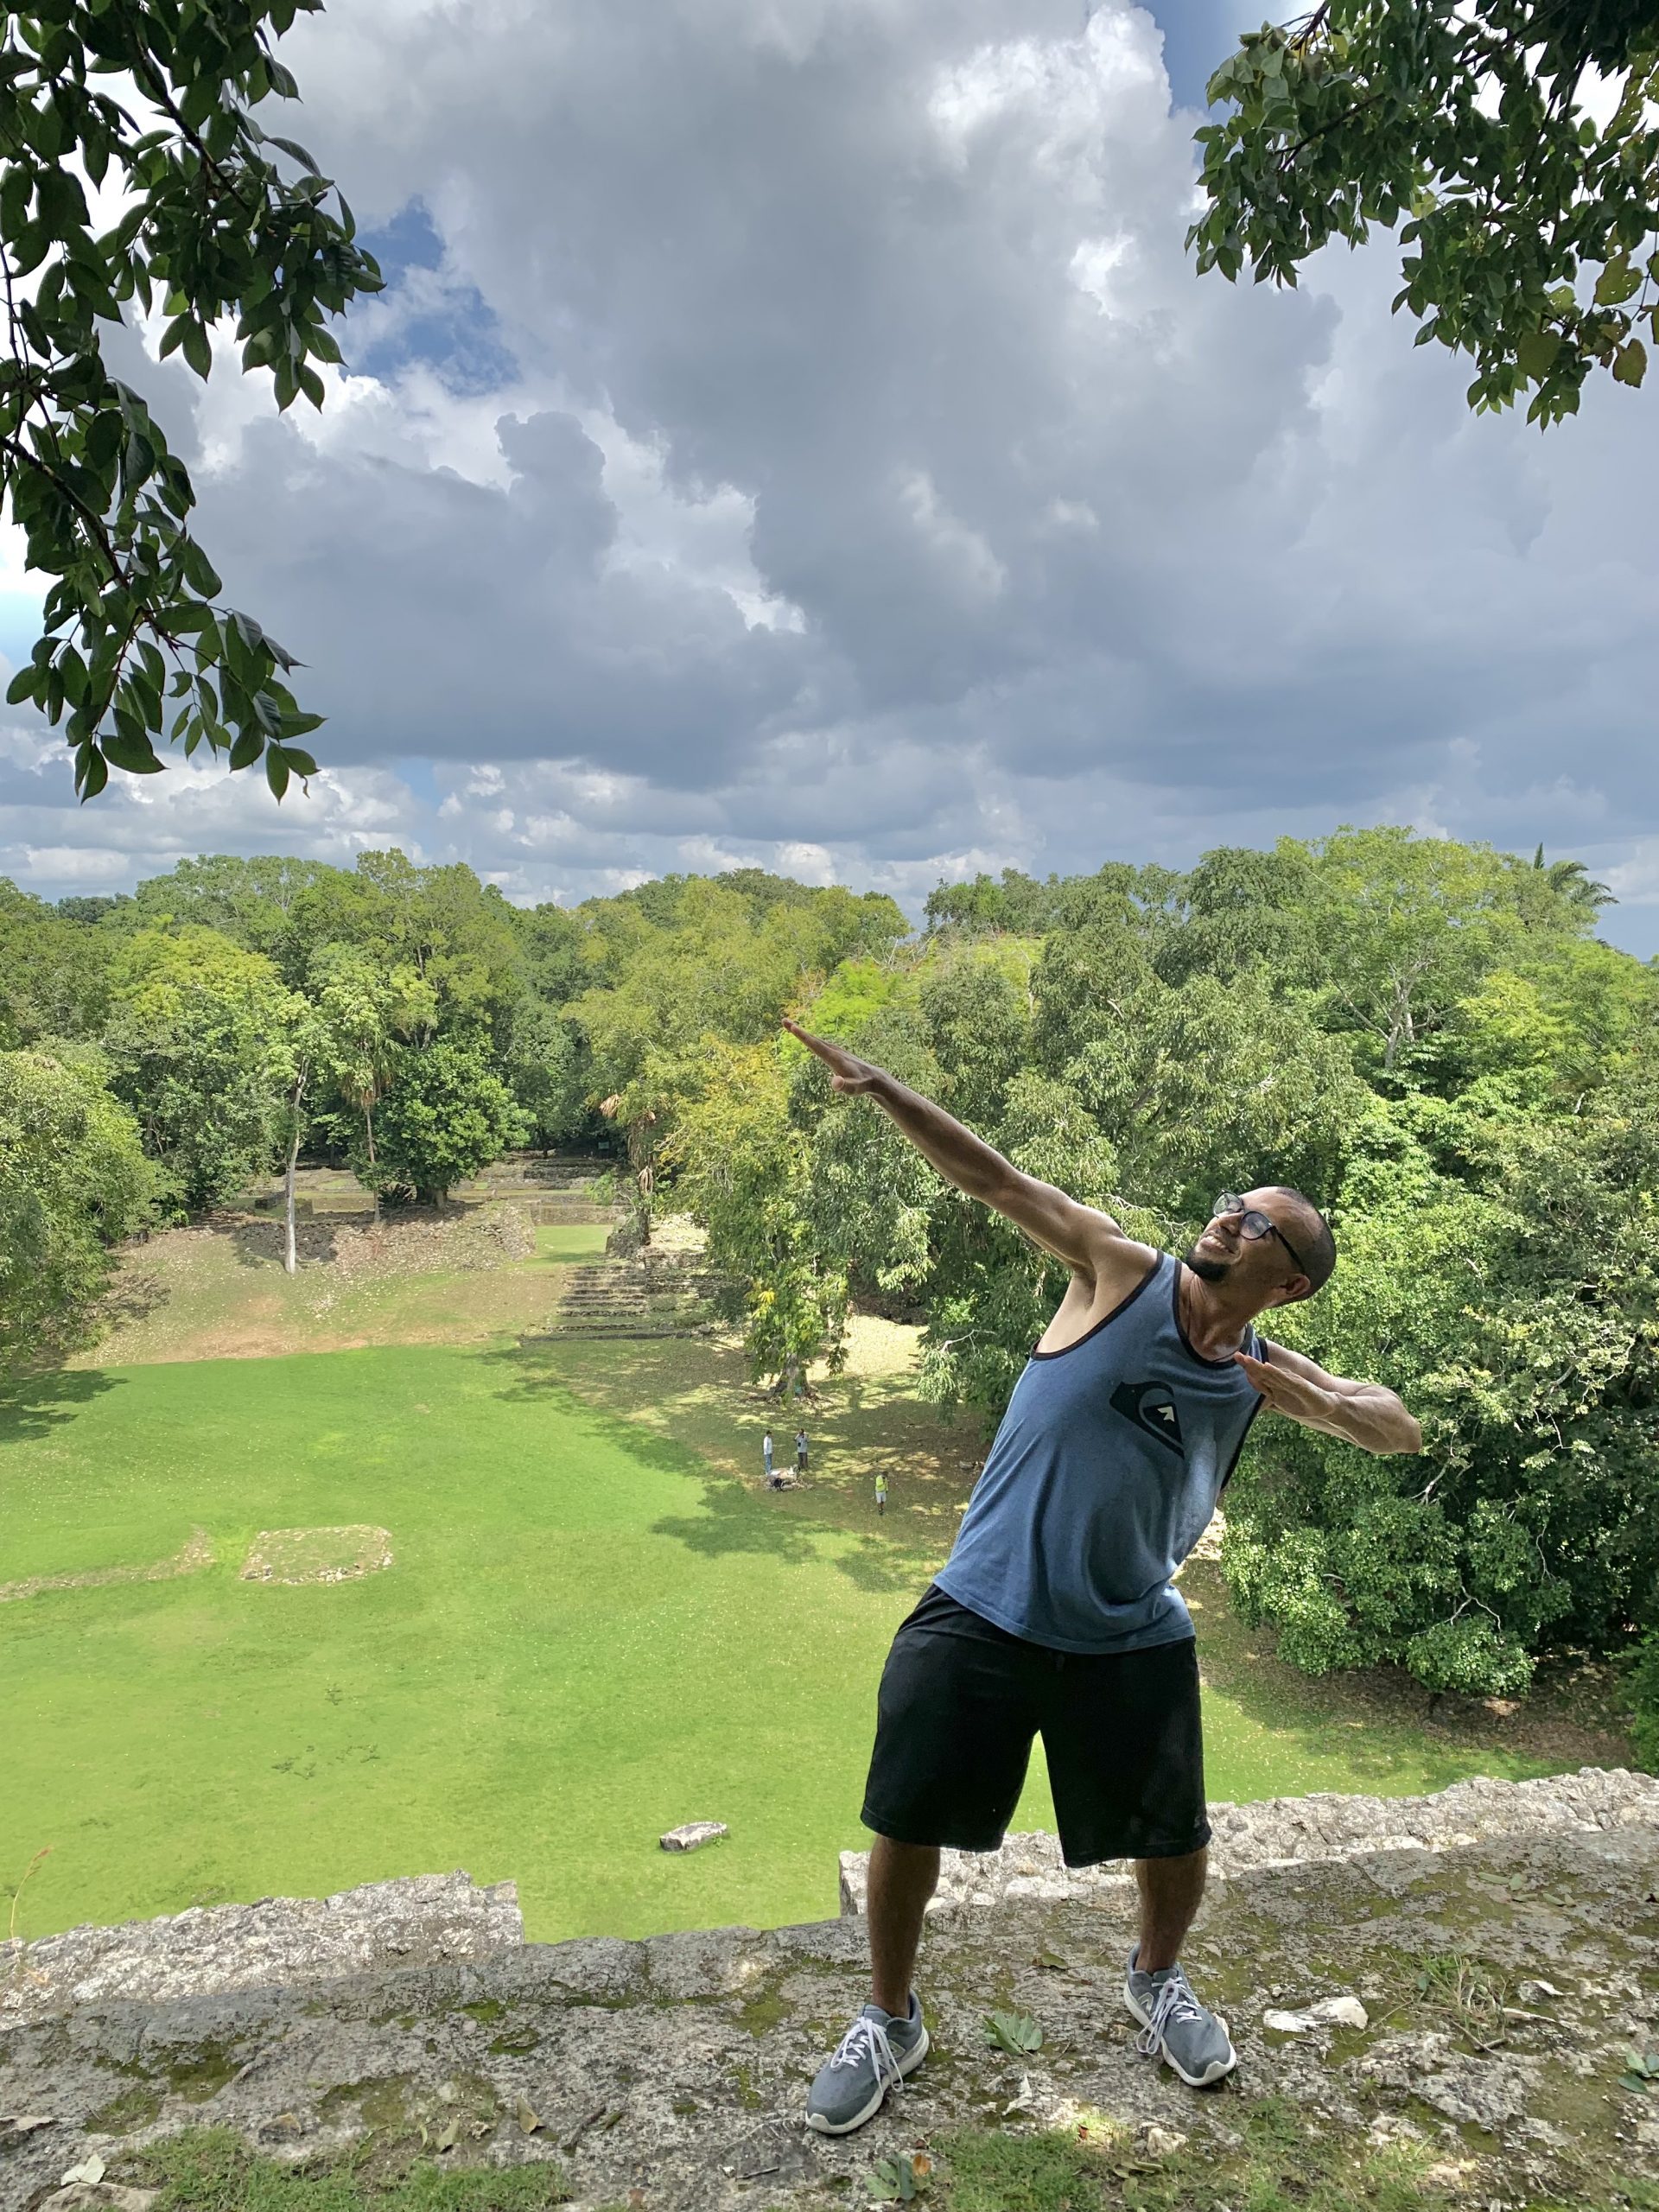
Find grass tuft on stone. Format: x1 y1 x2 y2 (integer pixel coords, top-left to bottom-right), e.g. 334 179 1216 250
130 2126 568 2209
933 2100 1659 2212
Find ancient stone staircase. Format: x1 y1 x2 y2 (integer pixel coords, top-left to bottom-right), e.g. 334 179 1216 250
453 1152 620 1227
239 1152 622 1227
543 1250 723 1339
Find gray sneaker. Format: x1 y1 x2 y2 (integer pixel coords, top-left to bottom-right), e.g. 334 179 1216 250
805 1994 929 2134
1124 1948 1236 2087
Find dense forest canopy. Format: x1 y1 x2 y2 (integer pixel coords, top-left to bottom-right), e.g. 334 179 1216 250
3 826 1656 1713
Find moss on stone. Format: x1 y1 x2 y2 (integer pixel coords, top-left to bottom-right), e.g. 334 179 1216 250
84 2082 163 2133
162 2037 244 2103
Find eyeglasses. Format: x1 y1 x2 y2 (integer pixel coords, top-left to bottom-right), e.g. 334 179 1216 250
1214 1194 1306 1275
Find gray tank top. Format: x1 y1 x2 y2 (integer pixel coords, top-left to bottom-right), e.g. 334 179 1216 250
933 1253 1264 1655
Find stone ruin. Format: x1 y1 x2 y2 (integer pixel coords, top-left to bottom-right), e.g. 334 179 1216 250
3 1768 1658 2211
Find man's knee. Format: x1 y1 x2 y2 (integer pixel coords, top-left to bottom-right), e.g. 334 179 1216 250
1134 1844 1208 1891
868 1834 941 1893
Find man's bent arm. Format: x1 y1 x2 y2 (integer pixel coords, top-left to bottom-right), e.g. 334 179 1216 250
1245 1343 1422 1455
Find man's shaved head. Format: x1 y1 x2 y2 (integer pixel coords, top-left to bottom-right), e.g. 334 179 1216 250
1262 1186 1337 1295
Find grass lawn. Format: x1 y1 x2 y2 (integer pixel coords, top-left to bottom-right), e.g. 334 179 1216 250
3 1303 1626 1948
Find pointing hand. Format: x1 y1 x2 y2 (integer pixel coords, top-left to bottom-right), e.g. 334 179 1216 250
781 1018 887 1096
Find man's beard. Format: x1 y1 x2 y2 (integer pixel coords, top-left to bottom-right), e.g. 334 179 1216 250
1182 1243 1233 1284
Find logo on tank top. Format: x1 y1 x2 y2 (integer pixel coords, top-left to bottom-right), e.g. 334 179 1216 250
1109 1380 1185 1457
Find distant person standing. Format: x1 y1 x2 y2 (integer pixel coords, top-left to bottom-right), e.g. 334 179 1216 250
875 1471 888 1517
763 1429 776 1488
796 1428 810 1478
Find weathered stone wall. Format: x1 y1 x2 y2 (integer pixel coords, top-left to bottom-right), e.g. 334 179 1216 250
837 1764 1659 1914
4 1773 1658 2212
0 1873 522 2028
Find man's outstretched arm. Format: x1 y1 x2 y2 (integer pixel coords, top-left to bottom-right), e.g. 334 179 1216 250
781 1019 1137 1278
1237 1344 1422 1456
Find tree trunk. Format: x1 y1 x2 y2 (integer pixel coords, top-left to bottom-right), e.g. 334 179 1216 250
365 1100 379 1221
284 1068 308 1276
283 1122 302 1276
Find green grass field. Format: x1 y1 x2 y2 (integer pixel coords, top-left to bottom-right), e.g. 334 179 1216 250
3 1301 1613 1948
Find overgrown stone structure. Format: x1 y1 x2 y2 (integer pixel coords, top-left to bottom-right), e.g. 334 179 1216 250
3 1771 1657 2210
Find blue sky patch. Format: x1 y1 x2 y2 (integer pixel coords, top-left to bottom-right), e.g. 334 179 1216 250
1145 0 1243 111
348 199 518 397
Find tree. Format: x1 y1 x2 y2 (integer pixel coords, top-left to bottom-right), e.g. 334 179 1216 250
276 1000 318 1274
1532 844 1615 916
1191 1 1659 426
366 1036 521 1205
130 854 332 954
667 1040 851 1396
0 1046 153 1370
0 878 111 1043
103 923 298 1210
1294 828 1538 1079
0 0 380 798
287 853 521 1040
304 941 434 1184
1224 1074 1659 1695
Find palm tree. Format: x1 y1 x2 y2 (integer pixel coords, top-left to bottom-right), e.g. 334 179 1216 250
1532 846 1616 914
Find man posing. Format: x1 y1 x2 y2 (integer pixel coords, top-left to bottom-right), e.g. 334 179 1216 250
782 1019 1421 2136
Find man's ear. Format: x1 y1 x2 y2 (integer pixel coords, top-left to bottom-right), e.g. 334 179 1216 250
1267 1274 1313 1309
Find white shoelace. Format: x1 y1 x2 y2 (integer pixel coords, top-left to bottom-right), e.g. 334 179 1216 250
1135 1966 1206 2058
830 2013 906 2097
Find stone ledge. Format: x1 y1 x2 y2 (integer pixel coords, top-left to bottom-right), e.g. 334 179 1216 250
0 1873 522 2028
836 1764 1659 1915
3 1824 1657 2212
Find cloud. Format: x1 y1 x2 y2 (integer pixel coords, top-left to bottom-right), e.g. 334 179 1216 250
6 0 1658 953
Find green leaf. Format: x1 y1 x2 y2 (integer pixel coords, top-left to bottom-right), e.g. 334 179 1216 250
75 746 109 802
266 746 292 800
181 320 213 380
1613 338 1647 387
5 667 40 706
868 2153 929 2205
99 721 163 774
983 2009 1043 2054
1516 330 1560 383
264 134 323 176
1595 258 1641 306
228 730 264 772
181 540 223 598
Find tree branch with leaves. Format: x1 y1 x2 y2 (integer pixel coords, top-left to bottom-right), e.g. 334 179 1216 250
1190 0 1659 425
0 0 380 798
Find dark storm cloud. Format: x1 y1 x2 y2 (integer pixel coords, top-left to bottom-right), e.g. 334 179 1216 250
6 1 1658 945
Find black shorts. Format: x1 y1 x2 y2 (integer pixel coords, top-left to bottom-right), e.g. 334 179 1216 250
861 1584 1210 1867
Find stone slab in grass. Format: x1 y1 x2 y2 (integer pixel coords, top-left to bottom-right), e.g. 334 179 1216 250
660 1821 729 1853
238 1527 393 1586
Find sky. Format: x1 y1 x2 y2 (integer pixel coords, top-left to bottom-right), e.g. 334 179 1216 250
3 0 1657 953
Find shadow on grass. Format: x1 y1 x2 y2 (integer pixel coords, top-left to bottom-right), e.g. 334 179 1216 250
198 1207 344 1269
484 1339 932 1596
1183 1556 1630 1788
492 1334 1627 1784
0 1366 124 1441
